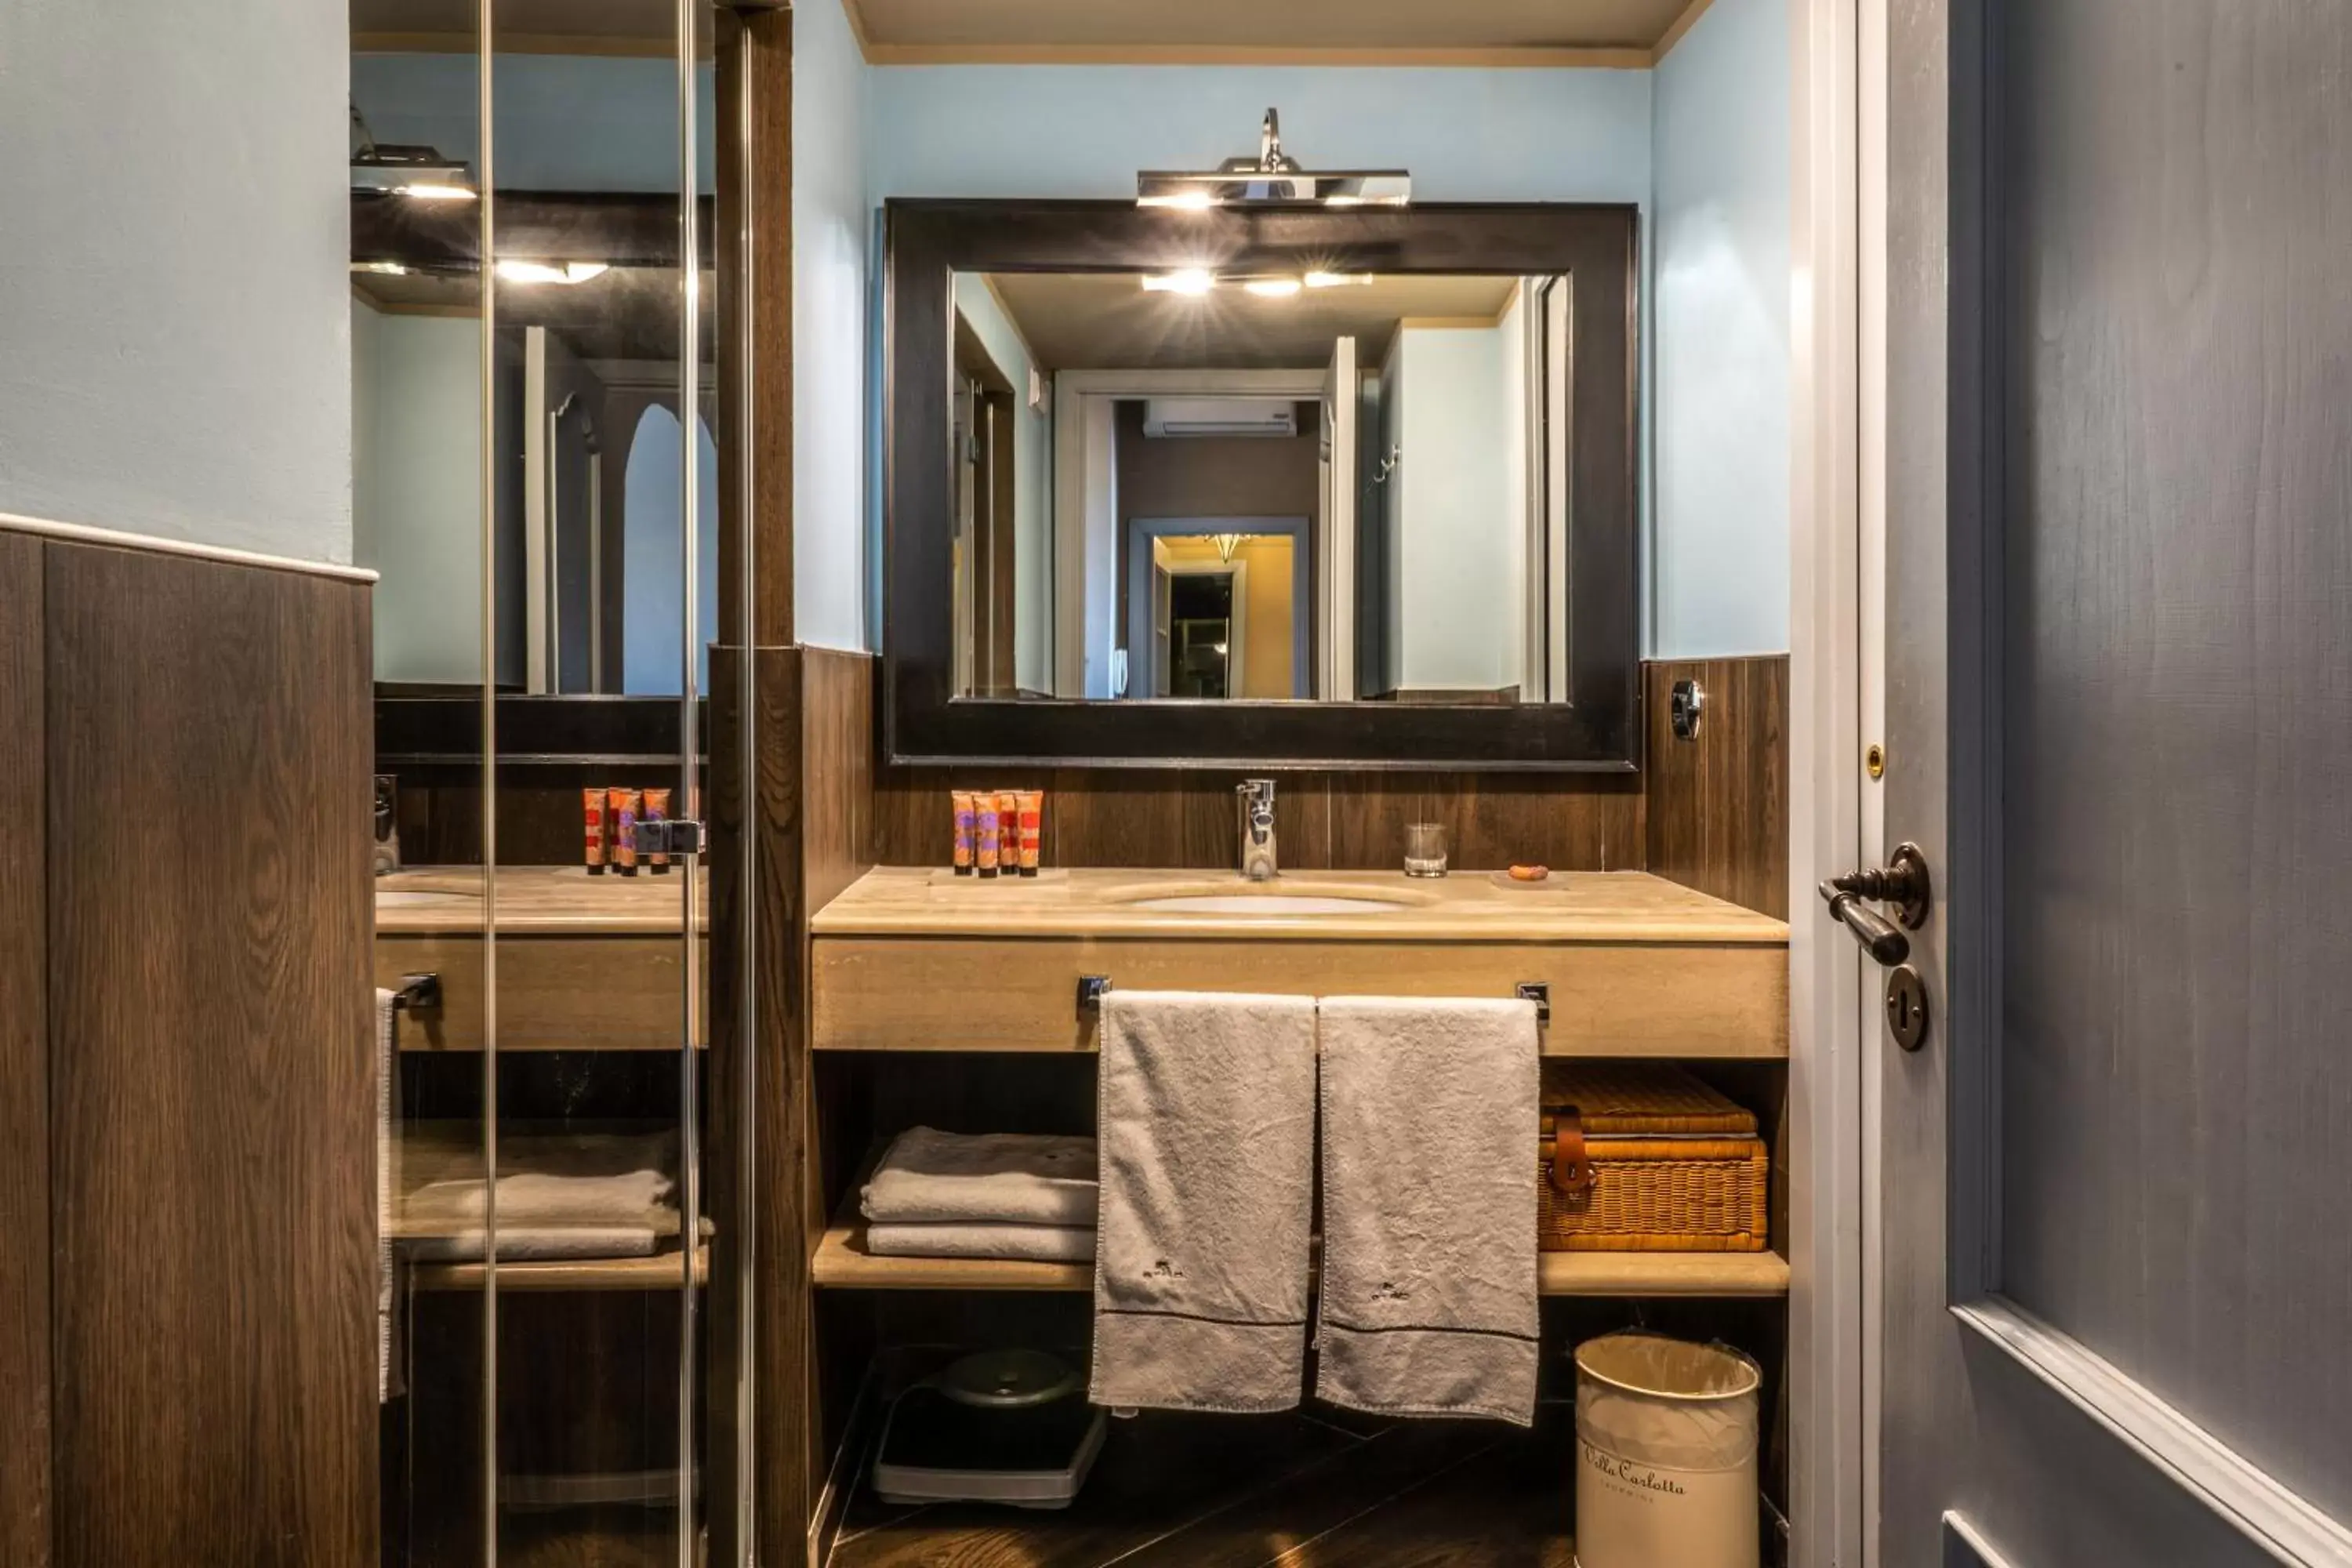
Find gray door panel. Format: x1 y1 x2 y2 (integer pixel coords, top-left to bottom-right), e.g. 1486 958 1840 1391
1878 0 2352 1563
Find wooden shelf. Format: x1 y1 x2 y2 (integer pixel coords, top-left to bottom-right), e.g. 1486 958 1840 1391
811 1221 1786 1298
410 1244 707 1293
376 866 706 936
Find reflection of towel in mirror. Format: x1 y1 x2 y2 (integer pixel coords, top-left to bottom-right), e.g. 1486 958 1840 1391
396 1127 678 1261
866 1222 1095 1263
401 1130 676 1226
861 1127 1099 1228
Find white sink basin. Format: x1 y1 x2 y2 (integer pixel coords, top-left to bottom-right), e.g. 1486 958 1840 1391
1132 893 1406 916
376 891 474 908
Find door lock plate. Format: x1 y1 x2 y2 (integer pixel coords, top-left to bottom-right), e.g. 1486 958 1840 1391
1886 964 1930 1051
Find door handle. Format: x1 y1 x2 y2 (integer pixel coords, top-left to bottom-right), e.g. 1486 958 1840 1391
1829 843 1933 928
1819 883 1910 965
1818 843 1933 967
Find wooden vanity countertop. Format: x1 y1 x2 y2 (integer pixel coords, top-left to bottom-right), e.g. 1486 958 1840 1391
376 866 706 935
811 866 1788 945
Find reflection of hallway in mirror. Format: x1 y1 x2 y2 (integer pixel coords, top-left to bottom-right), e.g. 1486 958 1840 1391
1163 564 1235 699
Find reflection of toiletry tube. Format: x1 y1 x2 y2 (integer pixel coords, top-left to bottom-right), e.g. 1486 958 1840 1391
610 788 641 876
583 787 608 875
952 791 977 875
975 793 1001 878
1015 789 1044 876
644 788 673 874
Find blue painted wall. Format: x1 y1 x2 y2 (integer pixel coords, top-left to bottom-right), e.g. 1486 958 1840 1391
789 0 1794 660
1650 0 1791 657
866 66 1651 204
795 0 873 651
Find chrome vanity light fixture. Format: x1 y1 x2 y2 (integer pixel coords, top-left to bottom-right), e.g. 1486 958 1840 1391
1137 108 1410 209
350 106 477 201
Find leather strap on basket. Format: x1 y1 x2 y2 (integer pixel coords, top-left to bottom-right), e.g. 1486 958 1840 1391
1549 1105 1597 1199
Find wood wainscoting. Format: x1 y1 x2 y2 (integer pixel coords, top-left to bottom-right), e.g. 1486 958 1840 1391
2 531 376 1568
706 641 877 1565
1644 655 1791 920
873 764 1646 875
0 532 51 1568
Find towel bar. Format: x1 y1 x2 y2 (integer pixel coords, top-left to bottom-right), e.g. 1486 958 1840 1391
1074 975 1550 1024
390 971 442 1013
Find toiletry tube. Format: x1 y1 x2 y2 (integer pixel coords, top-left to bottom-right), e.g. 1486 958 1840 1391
644 787 673 874
952 791 977 875
609 787 641 876
975 793 1001 878
1014 789 1044 876
997 792 1022 878
583 787 608 875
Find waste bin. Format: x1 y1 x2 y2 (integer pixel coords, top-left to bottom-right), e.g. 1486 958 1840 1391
1573 1331 1761 1568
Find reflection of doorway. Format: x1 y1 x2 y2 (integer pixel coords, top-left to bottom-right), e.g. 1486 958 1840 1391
1123 516 1310 699
1154 555 1245 699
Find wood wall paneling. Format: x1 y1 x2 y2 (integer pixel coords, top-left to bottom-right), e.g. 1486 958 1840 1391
391 764 685 867
1643 655 1790 919
714 5 794 648
0 532 49 1568
873 756 1645 874
44 543 376 1566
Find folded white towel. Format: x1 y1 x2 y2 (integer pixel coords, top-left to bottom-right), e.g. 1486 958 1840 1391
401 1130 676 1230
1091 990 1319 1414
865 1221 1095 1263
1316 996 1541 1426
403 1225 664 1263
861 1126 1099 1227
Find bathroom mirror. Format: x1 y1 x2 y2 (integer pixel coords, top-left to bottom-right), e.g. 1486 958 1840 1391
351 18 717 700
951 269 1573 706
887 201 1639 768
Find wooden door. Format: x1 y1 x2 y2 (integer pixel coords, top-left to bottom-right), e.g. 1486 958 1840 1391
1871 3 2352 1564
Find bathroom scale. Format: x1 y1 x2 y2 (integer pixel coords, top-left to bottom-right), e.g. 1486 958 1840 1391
871 1348 1108 1510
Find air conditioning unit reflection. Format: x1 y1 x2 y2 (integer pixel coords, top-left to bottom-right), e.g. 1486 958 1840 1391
1142 398 1298 439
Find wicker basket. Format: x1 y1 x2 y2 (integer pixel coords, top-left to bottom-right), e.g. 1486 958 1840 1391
1538 1063 1769 1253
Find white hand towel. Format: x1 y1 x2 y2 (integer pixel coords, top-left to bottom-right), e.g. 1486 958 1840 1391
1316 996 1541 1425
1091 990 1319 1414
861 1127 1099 1227
866 1222 1095 1263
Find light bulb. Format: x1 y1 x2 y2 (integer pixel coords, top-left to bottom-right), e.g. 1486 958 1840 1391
495 260 610 286
1142 270 1216 296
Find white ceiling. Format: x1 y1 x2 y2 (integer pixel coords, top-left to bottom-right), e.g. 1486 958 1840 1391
978 272 1519 372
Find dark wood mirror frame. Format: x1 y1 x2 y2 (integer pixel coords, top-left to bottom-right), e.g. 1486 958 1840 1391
884 198 1641 771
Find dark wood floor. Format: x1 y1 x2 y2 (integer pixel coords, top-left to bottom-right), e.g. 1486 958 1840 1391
828 1405 1577 1568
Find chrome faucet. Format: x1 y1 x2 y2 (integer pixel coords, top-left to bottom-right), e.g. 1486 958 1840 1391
1237 779 1279 882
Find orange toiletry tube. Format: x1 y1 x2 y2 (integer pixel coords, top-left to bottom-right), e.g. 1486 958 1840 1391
644 787 673 874
952 791 977 874
1015 789 1044 876
975 793 1001 877
609 787 641 876
583 787 608 875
